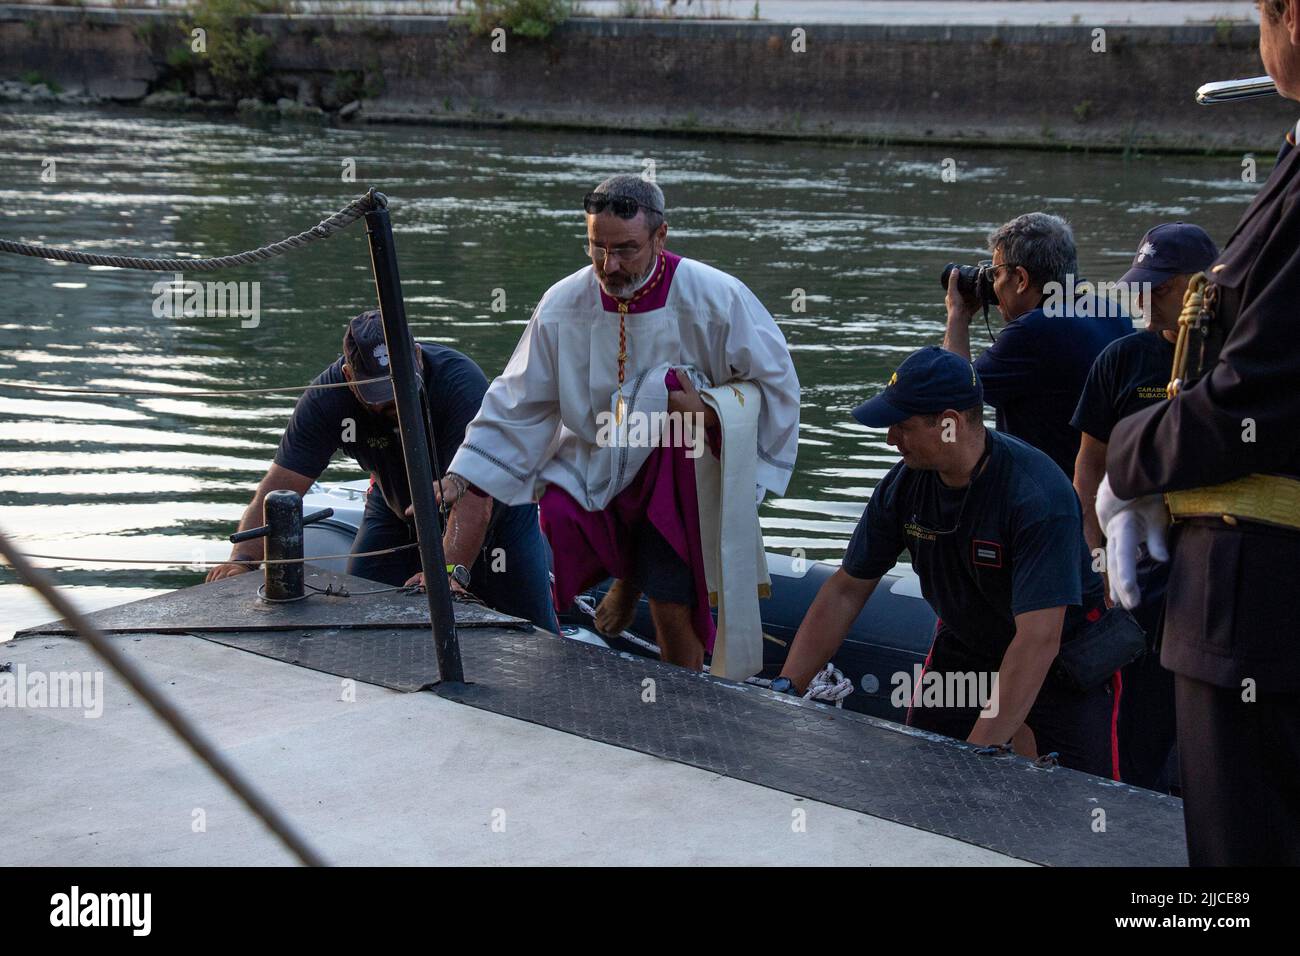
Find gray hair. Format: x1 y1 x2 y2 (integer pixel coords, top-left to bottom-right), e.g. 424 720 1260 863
987 212 1078 290
591 174 666 234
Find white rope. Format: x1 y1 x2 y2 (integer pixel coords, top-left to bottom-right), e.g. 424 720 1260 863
803 663 853 707
572 594 662 655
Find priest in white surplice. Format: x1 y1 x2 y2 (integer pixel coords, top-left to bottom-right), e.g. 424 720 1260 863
442 175 800 669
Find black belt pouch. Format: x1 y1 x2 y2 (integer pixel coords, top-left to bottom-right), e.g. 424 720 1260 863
1052 607 1148 692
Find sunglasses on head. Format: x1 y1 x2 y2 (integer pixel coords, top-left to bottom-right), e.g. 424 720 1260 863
583 192 663 219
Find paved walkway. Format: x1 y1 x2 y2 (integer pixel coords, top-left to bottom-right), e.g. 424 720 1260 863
582 1 1260 26
21 0 1262 27
0 632 1027 866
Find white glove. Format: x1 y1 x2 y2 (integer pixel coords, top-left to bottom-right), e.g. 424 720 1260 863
1095 474 1171 610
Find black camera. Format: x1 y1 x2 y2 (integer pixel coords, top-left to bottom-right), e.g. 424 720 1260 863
940 262 996 307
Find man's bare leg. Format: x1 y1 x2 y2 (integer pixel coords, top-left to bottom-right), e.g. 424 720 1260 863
594 578 641 636
648 597 704 670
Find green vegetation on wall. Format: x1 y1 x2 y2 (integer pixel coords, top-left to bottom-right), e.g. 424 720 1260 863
460 0 573 40
177 0 287 100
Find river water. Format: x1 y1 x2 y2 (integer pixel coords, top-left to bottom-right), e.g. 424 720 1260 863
0 105 1263 638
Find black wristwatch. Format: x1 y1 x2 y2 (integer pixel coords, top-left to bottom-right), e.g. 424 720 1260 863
770 676 798 695
446 564 471 589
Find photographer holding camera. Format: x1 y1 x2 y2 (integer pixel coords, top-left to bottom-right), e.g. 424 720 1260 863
941 213 1131 478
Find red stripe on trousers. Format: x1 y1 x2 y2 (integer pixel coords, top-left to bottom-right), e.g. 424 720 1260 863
1109 670 1123 781
906 619 941 726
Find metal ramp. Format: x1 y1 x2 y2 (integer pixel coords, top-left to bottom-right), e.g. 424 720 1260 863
18 571 1188 867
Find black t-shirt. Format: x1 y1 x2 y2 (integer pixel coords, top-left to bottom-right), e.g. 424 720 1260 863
1071 329 1176 621
974 305 1133 477
275 343 489 519
1071 330 1176 444
843 430 1106 662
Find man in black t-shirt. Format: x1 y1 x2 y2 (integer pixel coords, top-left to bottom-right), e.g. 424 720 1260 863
206 311 559 633
1072 222 1218 791
775 347 1114 776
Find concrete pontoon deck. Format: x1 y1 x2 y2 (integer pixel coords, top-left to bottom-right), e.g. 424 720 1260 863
3 570 1187 866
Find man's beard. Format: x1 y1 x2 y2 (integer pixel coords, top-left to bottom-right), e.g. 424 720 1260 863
599 255 657 299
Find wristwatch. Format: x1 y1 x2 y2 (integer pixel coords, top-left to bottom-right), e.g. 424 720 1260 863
770 676 798 695
445 563 471 589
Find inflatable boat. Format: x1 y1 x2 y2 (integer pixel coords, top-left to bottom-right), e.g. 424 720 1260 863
302 480 937 721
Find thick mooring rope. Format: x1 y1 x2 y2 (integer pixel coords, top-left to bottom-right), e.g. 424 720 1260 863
0 191 384 272
0 375 388 399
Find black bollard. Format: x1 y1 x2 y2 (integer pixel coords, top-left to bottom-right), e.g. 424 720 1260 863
263 489 304 601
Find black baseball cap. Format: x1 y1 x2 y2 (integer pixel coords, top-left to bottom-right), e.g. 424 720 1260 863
1118 222 1219 287
342 310 421 406
852 346 983 428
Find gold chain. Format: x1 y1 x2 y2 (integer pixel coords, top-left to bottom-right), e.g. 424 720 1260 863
613 252 666 423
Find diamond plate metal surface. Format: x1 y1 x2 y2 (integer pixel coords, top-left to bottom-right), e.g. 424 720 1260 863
199 626 461 692
17 568 529 637
187 624 1186 866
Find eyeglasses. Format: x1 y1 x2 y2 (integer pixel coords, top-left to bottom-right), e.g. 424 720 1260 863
982 260 1021 279
583 192 663 219
908 432 993 536
584 239 650 264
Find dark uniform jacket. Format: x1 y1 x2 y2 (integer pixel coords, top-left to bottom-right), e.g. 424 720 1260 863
1106 127 1300 693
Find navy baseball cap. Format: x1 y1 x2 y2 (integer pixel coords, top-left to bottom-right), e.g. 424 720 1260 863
852 346 983 428
1118 222 1219 287
342 310 422 405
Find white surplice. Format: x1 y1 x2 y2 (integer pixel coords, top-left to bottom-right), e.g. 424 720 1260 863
448 254 800 511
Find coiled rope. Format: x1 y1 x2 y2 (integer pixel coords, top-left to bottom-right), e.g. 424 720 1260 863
0 191 385 272
802 663 854 706
749 666 853 705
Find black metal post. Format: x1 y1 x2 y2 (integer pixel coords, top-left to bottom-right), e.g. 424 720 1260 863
263 489 304 601
362 190 464 684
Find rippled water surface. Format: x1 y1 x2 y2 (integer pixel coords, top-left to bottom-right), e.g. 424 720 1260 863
0 106 1261 638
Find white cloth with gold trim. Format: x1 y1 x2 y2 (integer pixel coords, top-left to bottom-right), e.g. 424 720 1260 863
696 379 770 680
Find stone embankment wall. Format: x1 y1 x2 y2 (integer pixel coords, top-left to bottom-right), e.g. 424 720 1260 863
1 6 1293 151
